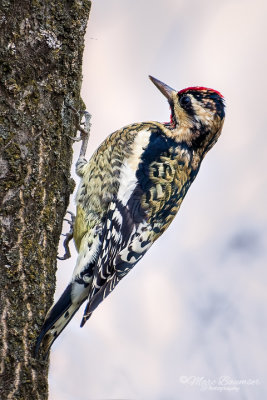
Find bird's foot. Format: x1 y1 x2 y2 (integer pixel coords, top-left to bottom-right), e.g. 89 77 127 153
65 103 92 158
57 211 75 261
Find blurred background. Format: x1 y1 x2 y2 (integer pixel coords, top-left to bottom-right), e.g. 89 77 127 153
50 0 267 398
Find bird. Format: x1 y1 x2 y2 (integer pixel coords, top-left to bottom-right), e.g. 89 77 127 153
35 75 225 357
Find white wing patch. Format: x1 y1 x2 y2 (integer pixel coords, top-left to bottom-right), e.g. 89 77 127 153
117 129 151 206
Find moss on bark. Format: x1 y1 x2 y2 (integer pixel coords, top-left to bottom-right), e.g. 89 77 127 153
0 1 91 398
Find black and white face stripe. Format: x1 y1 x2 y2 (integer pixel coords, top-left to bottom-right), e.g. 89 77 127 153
178 90 225 120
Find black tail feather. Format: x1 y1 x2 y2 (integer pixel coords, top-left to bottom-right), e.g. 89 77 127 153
35 283 73 359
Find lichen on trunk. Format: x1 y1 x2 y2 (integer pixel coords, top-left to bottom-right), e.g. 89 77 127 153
0 1 91 398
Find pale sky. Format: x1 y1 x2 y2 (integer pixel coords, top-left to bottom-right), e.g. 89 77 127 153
50 1 267 399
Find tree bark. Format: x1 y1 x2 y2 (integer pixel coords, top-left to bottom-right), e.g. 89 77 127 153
0 1 91 398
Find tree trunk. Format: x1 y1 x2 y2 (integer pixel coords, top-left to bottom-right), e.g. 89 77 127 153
0 1 91 398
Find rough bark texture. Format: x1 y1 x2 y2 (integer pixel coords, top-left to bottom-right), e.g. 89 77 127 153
0 1 91 399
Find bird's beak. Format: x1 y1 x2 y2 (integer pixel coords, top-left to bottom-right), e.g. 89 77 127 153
149 75 175 102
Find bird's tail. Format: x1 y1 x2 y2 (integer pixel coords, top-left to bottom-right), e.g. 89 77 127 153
35 282 88 358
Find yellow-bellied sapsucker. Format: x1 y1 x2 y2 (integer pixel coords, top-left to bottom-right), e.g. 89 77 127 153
36 76 225 356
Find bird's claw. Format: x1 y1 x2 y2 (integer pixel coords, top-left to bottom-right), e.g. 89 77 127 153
57 211 75 261
65 104 91 157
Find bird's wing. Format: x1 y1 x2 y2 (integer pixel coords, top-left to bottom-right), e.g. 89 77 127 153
80 197 152 326
79 124 181 325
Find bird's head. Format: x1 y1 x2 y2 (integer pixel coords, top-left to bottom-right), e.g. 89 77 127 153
149 75 225 159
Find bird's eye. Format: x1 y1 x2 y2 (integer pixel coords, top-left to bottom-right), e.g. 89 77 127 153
179 95 191 108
